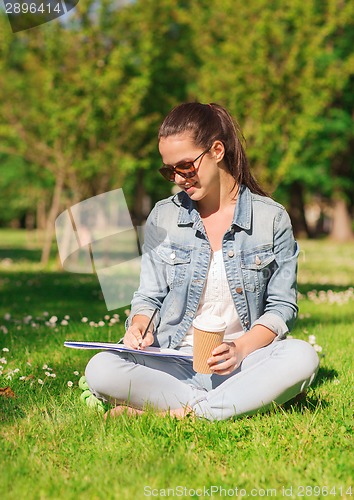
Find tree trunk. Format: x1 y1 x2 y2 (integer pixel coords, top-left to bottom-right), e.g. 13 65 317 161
288 181 311 238
25 212 35 230
330 197 353 242
41 170 65 265
36 199 46 230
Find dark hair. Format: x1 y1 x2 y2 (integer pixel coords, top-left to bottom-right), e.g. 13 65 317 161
158 102 268 197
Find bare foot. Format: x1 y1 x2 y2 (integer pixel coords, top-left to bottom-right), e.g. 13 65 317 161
105 405 194 421
104 405 145 420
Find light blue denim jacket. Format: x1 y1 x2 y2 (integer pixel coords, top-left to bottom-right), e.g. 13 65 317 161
126 185 299 348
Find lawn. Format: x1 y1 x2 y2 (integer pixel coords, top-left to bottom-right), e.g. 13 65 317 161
0 230 353 499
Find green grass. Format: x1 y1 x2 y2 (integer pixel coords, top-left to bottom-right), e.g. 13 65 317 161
0 230 353 499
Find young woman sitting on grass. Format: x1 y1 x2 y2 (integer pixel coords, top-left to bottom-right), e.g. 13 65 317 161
85 102 319 421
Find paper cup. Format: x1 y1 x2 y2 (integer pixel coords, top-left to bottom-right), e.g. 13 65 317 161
192 316 226 374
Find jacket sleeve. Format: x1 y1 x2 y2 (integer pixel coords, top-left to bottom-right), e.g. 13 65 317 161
251 208 299 338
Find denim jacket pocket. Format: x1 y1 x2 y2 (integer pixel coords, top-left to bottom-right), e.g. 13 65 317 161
156 243 192 288
240 245 276 293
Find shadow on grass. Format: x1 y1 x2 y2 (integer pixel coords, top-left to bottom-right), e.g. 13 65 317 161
281 393 330 413
0 397 27 423
0 248 42 263
298 283 353 294
0 270 110 319
313 365 339 387
281 365 338 414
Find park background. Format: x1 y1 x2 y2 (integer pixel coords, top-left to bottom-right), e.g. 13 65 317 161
0 1 353 499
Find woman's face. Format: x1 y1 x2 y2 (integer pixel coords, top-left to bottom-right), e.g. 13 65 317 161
158 133 224 202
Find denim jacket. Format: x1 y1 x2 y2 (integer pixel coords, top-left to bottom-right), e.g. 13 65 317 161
126 184 299 348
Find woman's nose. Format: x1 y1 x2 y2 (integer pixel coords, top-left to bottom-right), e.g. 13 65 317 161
174 172 186 184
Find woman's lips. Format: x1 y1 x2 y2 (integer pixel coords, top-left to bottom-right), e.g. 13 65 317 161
184 183 196 193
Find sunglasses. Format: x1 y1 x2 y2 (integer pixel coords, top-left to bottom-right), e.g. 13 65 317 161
159 147 211 182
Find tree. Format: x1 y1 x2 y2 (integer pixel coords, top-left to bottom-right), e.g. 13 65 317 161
187 0 354 239
0 1 156 263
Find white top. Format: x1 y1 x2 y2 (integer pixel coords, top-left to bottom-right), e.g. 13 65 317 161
179 250 244 347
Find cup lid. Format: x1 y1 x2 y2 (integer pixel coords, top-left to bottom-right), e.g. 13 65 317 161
192 315 226 332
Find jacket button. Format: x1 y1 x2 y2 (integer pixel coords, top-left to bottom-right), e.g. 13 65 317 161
170 252 176 260
228 250 234 258
235 287 243 294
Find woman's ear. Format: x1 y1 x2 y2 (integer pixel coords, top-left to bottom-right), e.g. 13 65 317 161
211 140 225 163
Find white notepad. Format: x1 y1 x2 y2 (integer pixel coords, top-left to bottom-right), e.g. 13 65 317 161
64 341 193 359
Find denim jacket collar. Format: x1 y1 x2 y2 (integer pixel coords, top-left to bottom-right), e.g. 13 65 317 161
174 184 252 231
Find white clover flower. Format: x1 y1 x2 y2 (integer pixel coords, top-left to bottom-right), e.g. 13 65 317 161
13 368 20 373
98 321 105 327
42 364 48 370
314 344 323 352
104 315 110 320
64 315 70 320
73 371 79 376
61 320 68 326
124 310 130 316
38 379 44 385
43 311 49 316
67 380 73 387
23 315 32 324
45 371 51 377
81 317 88 323
2 348 9 352
6 374 12 380
1 326 8 334
19 376 26 381
308 335 316 345
50 373 56 378
89 321 95 327
0 357 7 364
4 313 11 321
109 318 116 324
49 316 58 324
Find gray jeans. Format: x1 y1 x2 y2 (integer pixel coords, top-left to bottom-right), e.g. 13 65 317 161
85 338 319 421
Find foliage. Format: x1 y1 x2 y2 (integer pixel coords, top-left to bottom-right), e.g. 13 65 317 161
188 0 354 199
0 0 353 235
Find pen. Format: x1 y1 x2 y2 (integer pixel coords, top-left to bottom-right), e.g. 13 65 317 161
139 308 158 347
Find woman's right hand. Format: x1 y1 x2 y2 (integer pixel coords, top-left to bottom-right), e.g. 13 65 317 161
123 315 155 350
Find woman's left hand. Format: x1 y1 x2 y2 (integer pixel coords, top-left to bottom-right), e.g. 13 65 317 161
207 342 243 375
